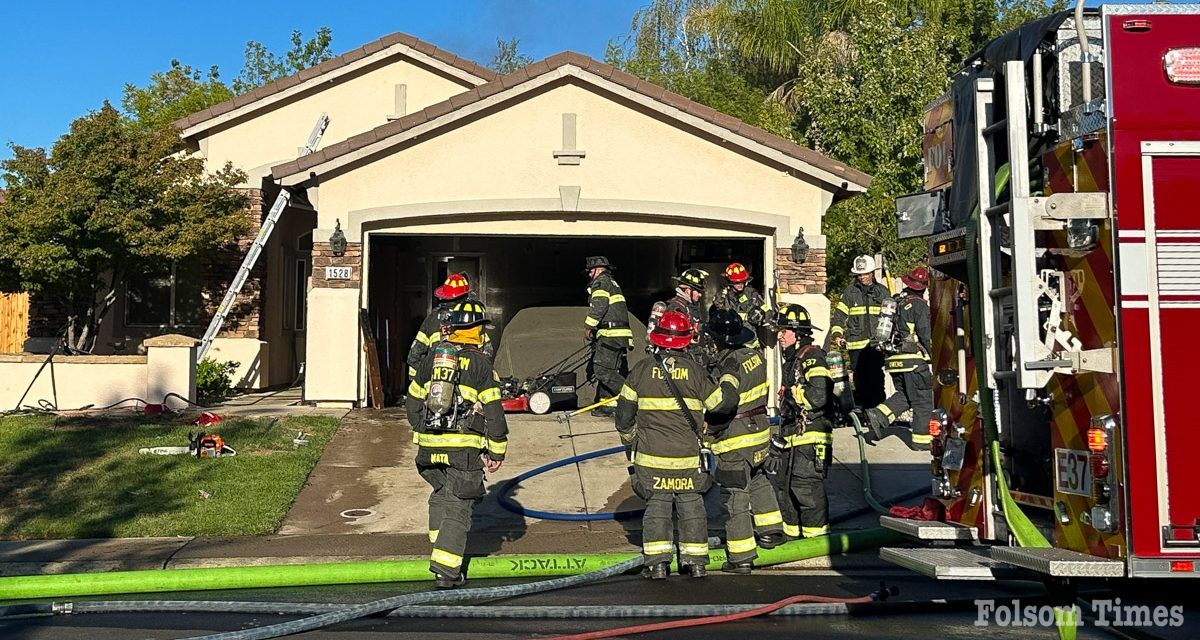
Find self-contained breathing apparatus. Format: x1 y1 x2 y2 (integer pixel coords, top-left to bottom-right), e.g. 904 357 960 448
874 297 900 353
423 342 475 433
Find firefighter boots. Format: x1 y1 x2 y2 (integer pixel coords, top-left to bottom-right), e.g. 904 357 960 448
756 532 785 549
721 560 753 575
863 407 888 441
684 563 707 578
435 573 466 589
641 562 668 580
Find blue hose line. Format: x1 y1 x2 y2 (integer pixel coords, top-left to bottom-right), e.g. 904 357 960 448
498 446 645 521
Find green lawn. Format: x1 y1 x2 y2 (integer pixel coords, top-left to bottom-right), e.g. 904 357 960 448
0 412 340 539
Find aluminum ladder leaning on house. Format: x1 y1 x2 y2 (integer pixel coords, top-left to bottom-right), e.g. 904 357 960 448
195 114 330 363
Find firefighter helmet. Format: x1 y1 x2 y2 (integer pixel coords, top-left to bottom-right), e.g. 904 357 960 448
850 255 877 275
443 299 489 328
584 256 613 272
649 310 694 349
724 262 750 284
434 273 471 301
774 303 817 333
674 268 709 291
704 308 755 346
901 266 929 291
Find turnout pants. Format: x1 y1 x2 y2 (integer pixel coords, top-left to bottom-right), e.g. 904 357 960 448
716 457 783 563
419 459 485 579
588 339 628 404
777 421 833 538
642 491 709 567
877 358 933 446
849 346 886 409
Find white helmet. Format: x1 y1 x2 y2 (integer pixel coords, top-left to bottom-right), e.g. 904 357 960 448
851 254 877 275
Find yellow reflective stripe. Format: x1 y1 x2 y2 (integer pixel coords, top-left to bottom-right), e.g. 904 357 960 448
719 373 740 388
739 382 768 405
428 530 439 543
829 326 845 335
431 548 463 568
407 366 418 378
704 388 724 411
415 331 433 345
412 432 420 444
487 439 507 455
710 429 770 454
868 306 881 314
782 523 800 537
847 306 869 316
912 433 933 444
876 404 895 421
727 537 757 554
906 322 916 335
597 327 633 338
637 397 703 411
643 541 674 555
679 542 709 556
805 366 830 380
786 431 833 447
458 385 479 402
846 339 870 350
634 451 700 470
478 387 501 404
608 294 626 304
416 432 486 448
584 316 601 327
754 510 783 527
590 289 611 299
408 380 428 399
802 525 830 537
620 385 638 401
835 302 850 315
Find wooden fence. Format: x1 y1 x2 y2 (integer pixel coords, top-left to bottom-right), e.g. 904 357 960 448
0 292 29 353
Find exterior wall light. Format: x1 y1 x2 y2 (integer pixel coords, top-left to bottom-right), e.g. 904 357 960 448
791 227 810 264
329 219 347 257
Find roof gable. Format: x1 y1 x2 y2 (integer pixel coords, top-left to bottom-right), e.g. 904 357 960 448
271 51 871 194
174 32 496 138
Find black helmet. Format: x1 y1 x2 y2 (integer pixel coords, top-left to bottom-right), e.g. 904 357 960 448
443 299 490 328
774 303 818 333
703 308 755 346
674 268 709 291
584 256 613 272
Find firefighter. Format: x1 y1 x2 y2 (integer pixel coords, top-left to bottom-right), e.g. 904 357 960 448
584 256 634 418
616 309 724 580
767 303 833 539
703 309 785 573
713 262 772 342
865 267 933 450
406 273 491 380
827 255 891 409
404 299 508 589
649 268 710 361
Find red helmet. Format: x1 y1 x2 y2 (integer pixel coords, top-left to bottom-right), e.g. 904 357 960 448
434 273 470 300
901 266 929 291
649 310 694 349
724 262 750 284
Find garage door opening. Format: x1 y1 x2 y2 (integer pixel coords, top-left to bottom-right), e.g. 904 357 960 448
367 234 765 403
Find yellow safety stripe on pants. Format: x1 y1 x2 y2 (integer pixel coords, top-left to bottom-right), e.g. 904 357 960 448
719 373 740 388
415 331 433 346
783 523 800 537
634 451 700 470
408 380 428 400
846 339 870 350
727 537 757 554
709 429 770 454
754 510 784 527
478 387 501 404
428 530 439 543
802 525 830 537
620 385 638 401
738 382 768 405
704 388 724 411
804 367 830 380
637 397 703 411
597 327 633 338
642 540 674 555
679 542 709 556
912 433 933 444
875 404 895 421
430 548 463 568
415 432 486 449
487 439 508 455
785 431 833 447
585 315 601 327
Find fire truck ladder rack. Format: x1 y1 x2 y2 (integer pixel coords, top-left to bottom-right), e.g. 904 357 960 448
196 114 331 363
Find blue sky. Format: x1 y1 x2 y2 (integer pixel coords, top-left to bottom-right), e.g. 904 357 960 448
0 0 648 163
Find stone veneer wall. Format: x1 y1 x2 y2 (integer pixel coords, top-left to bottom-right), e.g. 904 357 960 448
775 247 827 295
311 241 363 289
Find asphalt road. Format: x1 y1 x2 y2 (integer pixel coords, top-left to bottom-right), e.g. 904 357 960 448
5 568 1199 640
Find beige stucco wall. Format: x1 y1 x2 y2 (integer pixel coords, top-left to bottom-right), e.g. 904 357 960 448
196 57 478 186
304 287 360 405
207 338 270 389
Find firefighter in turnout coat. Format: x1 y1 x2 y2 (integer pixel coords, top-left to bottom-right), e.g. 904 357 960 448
703 309 785 573
827 255 891 409
617 309 724 579
406 273 491 379
865 267 934 450
768 303 833 539
584 256 634 417
405 300 508 589
649 268 712 365
713 263 772 348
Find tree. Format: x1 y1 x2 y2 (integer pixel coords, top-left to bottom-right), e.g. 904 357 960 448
0 104 249 351
232 27 335 93
121 60 234 132
487 38 534 74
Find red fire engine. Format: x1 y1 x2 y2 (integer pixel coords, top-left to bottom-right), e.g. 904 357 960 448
882 3 1200 580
